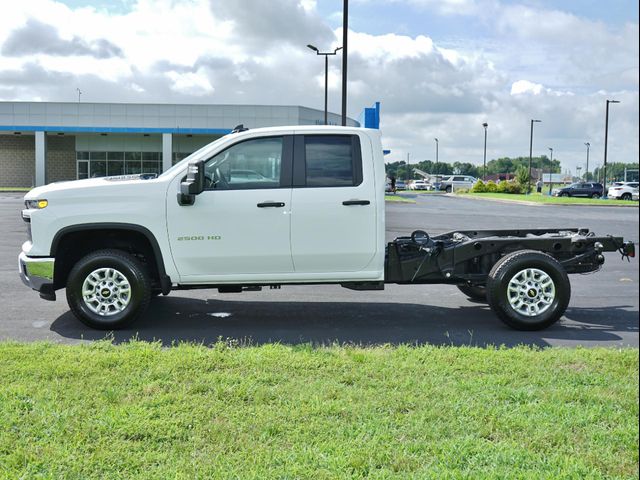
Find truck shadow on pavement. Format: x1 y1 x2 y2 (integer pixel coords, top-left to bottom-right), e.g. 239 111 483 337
49 296 639 348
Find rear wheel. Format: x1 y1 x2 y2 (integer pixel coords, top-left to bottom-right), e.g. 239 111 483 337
486 250 570 330
591 192 600 199
457 284 487 302
66 249 151 330
621 193 632 201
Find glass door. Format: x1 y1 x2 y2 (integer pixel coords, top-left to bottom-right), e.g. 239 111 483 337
77 160 89 180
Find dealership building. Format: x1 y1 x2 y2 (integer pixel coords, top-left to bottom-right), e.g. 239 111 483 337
0 101 380 187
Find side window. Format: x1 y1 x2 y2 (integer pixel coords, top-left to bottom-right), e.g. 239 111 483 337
453 176 465 182
204 137 283 190
304 135 362 187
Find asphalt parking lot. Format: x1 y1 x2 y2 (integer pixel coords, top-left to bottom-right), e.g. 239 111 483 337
0 192 638 347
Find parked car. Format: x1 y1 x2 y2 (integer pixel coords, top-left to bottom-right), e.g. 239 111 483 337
552 182 603 198
409 180 429 190
385 182 394 193
395 180 406 191
607 181 639 200
633 189 639 201
438 175 477 193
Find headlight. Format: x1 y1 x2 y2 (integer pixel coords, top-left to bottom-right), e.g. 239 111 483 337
25 199 48 209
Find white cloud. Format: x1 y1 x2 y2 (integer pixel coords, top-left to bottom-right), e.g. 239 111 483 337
0 0 637 173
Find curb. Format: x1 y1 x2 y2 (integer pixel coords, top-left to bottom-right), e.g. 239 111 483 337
452 194 639 208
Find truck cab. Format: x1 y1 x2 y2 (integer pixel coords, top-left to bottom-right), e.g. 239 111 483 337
19 126 386 328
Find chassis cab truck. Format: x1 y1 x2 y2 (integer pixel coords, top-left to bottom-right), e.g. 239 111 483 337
19 126 634 331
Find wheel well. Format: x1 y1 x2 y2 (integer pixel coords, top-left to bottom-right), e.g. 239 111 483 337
52 228 161 289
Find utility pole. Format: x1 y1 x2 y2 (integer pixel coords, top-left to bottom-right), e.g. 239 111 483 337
528 119 541 194
76 88 82 103
341 0 348 126
482 122 488 181
584 142 590 180
603 99 620 197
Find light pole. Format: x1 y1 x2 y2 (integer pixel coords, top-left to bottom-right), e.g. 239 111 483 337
584 142 590 180
307 45 343 125
603 99 620 197
528 119 541 194
482 122 488 181
434 138 439 176
547 147 553 195
76 88 81 103
341 0 348 126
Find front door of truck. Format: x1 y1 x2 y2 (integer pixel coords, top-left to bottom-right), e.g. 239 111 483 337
167 134 294 281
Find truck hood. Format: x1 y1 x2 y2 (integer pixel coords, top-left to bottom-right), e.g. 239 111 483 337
24 175 161 200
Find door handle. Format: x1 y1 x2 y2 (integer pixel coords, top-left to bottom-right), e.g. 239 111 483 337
342 200 370 206
257 202 285 208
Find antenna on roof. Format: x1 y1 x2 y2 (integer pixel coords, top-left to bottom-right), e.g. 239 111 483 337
231 124 249 134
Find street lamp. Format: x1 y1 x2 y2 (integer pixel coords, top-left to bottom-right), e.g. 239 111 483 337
434 138 439 175
528 119 541 194
547 147 553 195
584 142 590 180
341 0 349 126
482 122 488 181
603 99 620 197
307 44 343 125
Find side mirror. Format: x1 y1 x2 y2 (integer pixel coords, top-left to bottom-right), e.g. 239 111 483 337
178 160 205 206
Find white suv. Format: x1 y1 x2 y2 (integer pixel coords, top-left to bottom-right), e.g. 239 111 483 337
438 175 477 193
608 182 639 200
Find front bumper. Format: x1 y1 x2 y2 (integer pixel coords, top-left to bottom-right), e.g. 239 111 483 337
18 252 56 300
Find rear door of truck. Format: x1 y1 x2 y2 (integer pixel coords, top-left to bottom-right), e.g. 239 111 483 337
289 132 378 275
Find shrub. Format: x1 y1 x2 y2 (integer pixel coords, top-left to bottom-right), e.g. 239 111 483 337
515 165 531 193
505 181 523 194
485 181 498 193
456 187 470 194
496 180 509 193
471 180 487 193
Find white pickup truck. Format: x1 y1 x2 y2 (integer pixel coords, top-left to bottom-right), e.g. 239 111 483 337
19 125 634 331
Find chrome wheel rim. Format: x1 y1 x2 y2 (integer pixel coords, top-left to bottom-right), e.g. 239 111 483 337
507 268 555 317
82 268 131 316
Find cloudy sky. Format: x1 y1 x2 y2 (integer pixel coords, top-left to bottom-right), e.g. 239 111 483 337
0 0 637 172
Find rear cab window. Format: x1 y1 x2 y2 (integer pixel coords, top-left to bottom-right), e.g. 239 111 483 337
293 134 363 187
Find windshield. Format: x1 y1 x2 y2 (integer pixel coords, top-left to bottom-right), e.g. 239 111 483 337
158 134 230 179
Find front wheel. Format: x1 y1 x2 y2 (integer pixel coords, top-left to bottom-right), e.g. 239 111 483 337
591 193 600 199
66 249 151 330
561 192 570 197
445 186 452 193
486 250 570 330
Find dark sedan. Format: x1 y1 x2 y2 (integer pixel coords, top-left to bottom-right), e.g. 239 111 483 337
552 182 603 198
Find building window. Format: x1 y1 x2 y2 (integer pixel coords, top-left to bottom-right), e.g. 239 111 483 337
76 151 162 178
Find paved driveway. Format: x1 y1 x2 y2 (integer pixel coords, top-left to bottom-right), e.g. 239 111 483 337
1 192 637 347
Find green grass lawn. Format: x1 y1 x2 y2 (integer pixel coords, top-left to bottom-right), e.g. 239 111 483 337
459 192 638 206
0 187 31 192
385 194 416 203
1 342 637 479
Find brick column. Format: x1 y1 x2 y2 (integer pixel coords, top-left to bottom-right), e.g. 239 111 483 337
35 131 47 186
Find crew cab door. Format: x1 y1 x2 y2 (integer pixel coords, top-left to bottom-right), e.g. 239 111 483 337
289 133 378 274
166 134 294 281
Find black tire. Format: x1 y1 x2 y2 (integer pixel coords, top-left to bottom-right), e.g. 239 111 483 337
621 193 632 201
560 192 569 197
457 284 487 302
445 186 452 193
66 249 151 330
591 193 600 199
486 250 570 330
